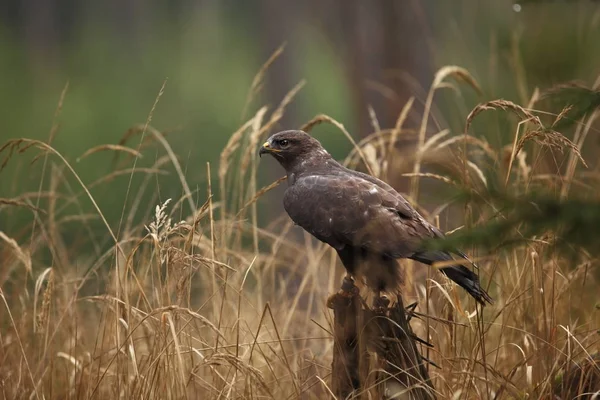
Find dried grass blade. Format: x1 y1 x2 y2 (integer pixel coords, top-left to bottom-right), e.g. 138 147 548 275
413 66 481 198
0 289 41 400
300 114 375 176
0 231 33 275
0 198 46 214
236 176 287 218
77 144 142 162
242 43 286 118
33 268 53 334
385 97 415 174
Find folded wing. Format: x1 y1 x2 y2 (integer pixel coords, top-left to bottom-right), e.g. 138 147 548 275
283 174 437 257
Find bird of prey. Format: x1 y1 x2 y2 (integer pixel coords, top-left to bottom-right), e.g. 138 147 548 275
259 130 492 306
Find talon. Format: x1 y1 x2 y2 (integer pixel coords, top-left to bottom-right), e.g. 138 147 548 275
376 295 390 308
341 275 356 292
326 293 338 309
326 275 359 309
340 275 359 297
373 293 390 313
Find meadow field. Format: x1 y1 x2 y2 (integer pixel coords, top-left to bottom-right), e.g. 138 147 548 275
1 51 599 399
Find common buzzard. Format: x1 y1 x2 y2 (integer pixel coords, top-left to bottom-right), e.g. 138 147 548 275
259 130 492 305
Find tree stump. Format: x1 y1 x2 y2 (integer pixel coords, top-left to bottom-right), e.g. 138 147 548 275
328 280 436 399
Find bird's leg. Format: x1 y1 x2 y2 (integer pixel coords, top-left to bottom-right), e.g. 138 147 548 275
372 291 390 313
340 274 357 295
326 274 359 309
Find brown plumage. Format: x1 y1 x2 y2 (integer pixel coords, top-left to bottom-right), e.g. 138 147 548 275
259 130 493 305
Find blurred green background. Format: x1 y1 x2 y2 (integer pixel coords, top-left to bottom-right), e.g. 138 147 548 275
1 0 599 238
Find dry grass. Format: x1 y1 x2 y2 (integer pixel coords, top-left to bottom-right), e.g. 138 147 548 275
0 59 599 400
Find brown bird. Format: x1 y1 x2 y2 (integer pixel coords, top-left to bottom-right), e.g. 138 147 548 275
259 130 492 305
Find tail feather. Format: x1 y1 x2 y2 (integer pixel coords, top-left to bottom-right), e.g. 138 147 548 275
410 250 493 306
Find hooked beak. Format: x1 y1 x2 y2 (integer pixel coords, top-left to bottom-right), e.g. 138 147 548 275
259 141 280 157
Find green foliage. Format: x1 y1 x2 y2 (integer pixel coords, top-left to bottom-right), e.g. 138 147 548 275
429 188 600 265
541 83 600 130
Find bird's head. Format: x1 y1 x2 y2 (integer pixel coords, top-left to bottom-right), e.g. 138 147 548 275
259 130 330 171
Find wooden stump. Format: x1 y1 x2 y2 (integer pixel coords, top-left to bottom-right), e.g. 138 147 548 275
328 284 436 399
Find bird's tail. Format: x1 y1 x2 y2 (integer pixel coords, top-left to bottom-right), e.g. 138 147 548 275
410 251 493 306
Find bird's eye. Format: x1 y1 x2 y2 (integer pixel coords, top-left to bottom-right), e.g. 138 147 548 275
279 139 289 148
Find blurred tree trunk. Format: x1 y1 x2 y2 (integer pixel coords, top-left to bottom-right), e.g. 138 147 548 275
335 0 433 136
0 1 21 33
256 0 433 134
337 0 386 136
21 0 60 78
109 0 148 55
257 0 303 130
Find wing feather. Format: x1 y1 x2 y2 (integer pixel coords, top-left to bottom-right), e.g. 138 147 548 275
345 169 416 219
